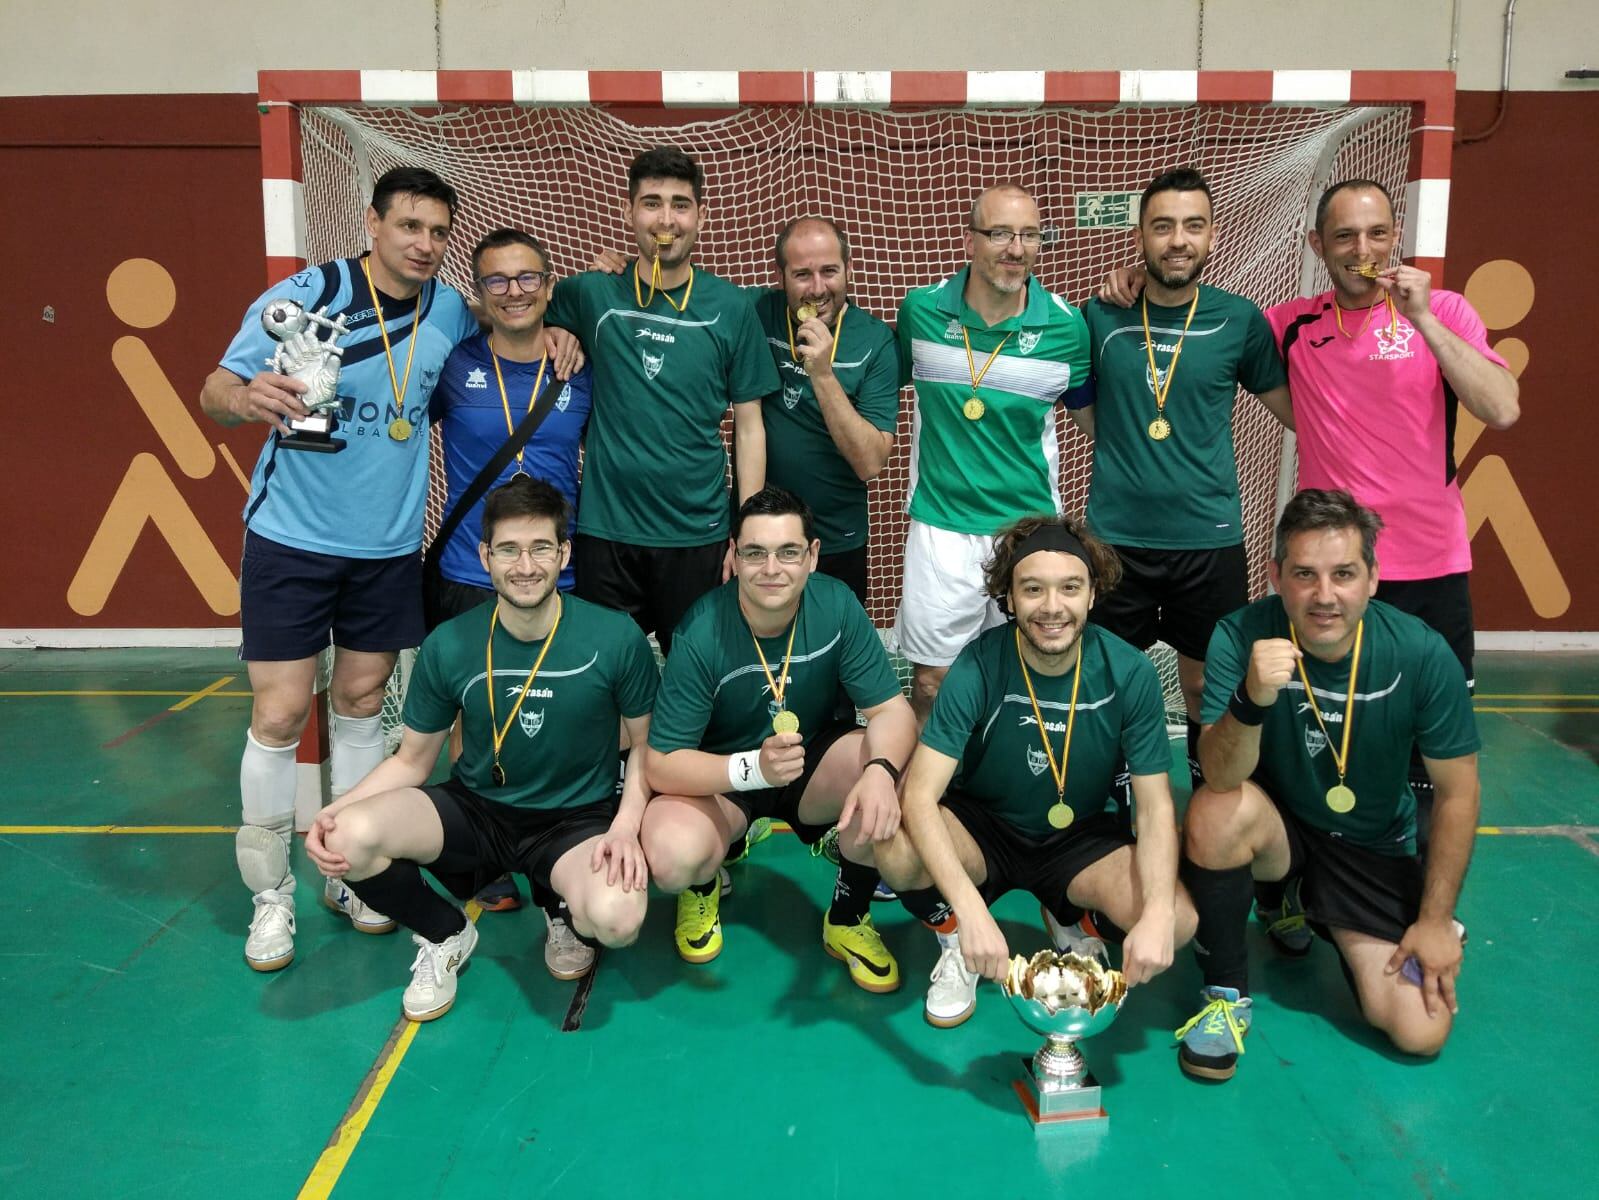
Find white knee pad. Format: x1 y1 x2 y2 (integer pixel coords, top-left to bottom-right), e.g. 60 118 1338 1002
236 820 294 894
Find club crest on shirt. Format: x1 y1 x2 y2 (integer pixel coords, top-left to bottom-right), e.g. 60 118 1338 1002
421 367 440 393
642 348 665 380
519 708 545 739
1026 747 1049 776
1143 360 1172 396
1018 330 1041 355
1371 319 1417 361
944 319 963 340
1305 726 1327 758
782 383 803 410
465 367 489 390
555 383 572 412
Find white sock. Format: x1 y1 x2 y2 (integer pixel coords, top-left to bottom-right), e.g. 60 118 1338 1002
240 730 298 895
329 709 384 800
934 928 960 952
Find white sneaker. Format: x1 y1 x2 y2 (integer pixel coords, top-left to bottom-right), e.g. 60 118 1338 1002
1040 904 1109 967
544 910 596 980
402 920 479 1022
924 942 980 1028
245 889 296 972
323 876 397 934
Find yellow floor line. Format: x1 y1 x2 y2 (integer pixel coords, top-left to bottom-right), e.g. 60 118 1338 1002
1474 693 1599 701
0 825 237 834
169 675 234 711
1475 706 1599 713
0 689 253 698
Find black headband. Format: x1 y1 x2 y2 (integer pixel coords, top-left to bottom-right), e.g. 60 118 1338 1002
1010 524 1095 584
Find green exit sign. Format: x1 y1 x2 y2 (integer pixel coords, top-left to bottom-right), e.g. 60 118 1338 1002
1075 192 1140 229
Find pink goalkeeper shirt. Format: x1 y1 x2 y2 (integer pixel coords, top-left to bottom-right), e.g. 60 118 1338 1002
1267 289 1506 581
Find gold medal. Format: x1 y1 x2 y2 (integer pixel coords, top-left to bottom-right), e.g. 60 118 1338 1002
960 327 1012 428
1141 289 1199 446
1016 630 1083 838
1325 784 1357 814
772 710 801 736
654 233 675 246
361 259 422 443
388 417 413 442
795 303 817 322
1351 261 1382 278
1147 417 1171 440
484 600 562 798
1290 620 1365 823
1047 803 1075 830
963 396 986 421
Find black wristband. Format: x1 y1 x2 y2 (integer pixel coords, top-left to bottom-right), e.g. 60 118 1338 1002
1228 683 1269 727
865 757 902 784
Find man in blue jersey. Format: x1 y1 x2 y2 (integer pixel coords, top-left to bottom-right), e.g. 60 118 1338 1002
201 166 481 973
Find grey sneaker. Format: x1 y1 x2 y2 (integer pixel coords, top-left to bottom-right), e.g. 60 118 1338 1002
403 920 479 1022
544 910 596 980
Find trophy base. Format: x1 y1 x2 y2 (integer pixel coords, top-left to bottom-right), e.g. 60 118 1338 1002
278 434 346 454
1013 1057 1108 1128
278 414 345 454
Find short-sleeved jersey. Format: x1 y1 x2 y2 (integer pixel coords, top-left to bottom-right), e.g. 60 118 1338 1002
921 623 1170 839
403 595 658 810
545 265 781 548
429 334 593 591
648 573 902 756
897 269 1090 535
1201 596 1479 854
1071 288 1286 549
1267 290 1507 581
751 290 900 554
221 257 477 558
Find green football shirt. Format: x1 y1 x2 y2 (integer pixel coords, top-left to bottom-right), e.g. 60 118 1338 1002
1201 597 1479 853
648 573 902 757
896 268 1090 535
921 623 1170 839
403 595 659 810
1077 287 1286 549
546 264 781 547
751 289 900 554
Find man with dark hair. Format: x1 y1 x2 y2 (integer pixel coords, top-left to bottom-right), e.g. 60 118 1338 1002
894 184 1091 723
1065 166 1291 797
868 513 1195 1028
545 146 780 655
641 486 918 992
304 476 659 1021
1175 489 1479 1081
201 165 481 972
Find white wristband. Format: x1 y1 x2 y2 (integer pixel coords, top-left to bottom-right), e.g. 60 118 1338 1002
727 749 771 792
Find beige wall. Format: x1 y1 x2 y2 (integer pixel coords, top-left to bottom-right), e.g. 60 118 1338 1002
8 0 1597 95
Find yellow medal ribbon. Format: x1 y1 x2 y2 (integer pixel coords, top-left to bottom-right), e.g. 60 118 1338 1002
488 339 550 474
360 258 422 439
1015 628 1083 830
1140 287 1201 436
484 597 562 787
1289 618 1364 814
1333 294 1398 341
749 600 801 734
634 256 695 313
960 327 1013 421
785 303 845 372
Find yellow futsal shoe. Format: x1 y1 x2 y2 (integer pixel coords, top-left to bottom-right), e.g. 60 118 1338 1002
675 884 723 964
822 913 901 993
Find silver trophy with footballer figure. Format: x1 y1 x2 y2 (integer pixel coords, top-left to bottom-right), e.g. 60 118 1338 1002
1001 949 1128 1128
261 299 352 453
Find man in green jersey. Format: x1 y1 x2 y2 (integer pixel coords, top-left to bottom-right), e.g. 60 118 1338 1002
894 184 1091 722
870 514 1196 1027
1176 490 1479 1081
545 146 780 654
304 477 659 1022
1064 168 1291 799
643 487 918 993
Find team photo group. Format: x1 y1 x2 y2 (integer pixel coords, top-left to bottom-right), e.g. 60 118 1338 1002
200 142 1518 1085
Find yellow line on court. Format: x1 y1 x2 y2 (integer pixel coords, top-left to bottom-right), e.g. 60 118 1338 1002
1475 706 1599 714
297 903 483 1199
0 689 252 698
169 675 234 711
1475 694 1599 701
0 825 237 834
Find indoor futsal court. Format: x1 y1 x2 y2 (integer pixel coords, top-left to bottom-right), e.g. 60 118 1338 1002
2 644 1593 1197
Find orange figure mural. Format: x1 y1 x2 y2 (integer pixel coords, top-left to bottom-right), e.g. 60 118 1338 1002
1458 259 1571 619
67 258 250 617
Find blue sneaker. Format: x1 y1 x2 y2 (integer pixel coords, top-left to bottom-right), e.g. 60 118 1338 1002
1175 986 1253 1081
1255 877 1313 956
872 880 897 902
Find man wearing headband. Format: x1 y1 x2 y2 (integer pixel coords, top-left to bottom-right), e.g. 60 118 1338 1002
1175 489 1479 1082
866 514 1196 1028
544 146 780 656
642 487 918 993
894 184 1091 725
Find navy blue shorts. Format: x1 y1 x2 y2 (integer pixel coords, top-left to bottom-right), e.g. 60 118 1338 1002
239 530 425 661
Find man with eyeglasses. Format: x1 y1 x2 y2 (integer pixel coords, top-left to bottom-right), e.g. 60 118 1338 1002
305 475 660 1021
894 183 1091 724
641 487 918 992
428 228 597 950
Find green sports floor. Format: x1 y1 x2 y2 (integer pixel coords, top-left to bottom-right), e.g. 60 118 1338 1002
2 647 1595 1198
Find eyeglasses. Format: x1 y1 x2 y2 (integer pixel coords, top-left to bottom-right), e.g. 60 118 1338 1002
478 271 552 296
970 227 1044 249
488 541 561 563
734 544 808 565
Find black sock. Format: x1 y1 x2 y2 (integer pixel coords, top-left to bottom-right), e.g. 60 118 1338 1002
725 830 749 862
530 881 559 914
347 861 466 945
1043 898 1085 927
1185 718 1205 794
687 877 718 898
828 858 880 925
1253 878 1287 911
896 885 955 932
1180 857 1254 994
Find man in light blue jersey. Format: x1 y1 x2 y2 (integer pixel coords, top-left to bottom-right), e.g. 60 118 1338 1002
201 166 481 973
